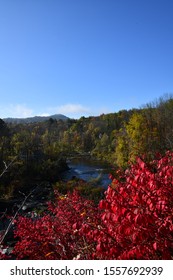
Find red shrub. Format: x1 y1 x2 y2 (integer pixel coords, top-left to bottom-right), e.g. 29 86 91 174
91 152 173 259
12 190 99 260
1 151 173 259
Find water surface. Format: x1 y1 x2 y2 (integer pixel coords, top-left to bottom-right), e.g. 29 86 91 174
61 158 112 189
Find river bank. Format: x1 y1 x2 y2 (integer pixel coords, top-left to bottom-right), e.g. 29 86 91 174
0 155 112 215
61 157 112 189
0 156 112 254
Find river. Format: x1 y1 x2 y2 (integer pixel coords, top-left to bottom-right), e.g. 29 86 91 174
0 157 112 216
0 157 113 251
61 157 112 189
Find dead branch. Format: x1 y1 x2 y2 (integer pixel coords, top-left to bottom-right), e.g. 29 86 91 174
0 188 35 246
0 157 17 178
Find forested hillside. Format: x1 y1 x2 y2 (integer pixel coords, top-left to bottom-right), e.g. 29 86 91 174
3 114 68 124
0 95 173 199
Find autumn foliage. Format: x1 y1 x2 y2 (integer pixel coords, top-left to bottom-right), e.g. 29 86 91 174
12 191 99 260
1 151 173 259
96 152 173 259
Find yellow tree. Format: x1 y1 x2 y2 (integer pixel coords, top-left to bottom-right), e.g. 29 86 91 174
115 128 129 168
125 112 158 163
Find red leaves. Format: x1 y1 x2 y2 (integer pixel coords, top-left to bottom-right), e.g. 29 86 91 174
153 242 157 250
99 200 109 210
134 214 143 225
93 151 173 259
1 151 173 260
136 157 146 170
10 190 100 260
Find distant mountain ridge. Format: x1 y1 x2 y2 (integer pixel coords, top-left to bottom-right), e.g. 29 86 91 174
3 114 69 124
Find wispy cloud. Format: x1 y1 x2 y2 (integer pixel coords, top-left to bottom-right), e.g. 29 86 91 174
41 104 114 118
0 104 34 118
38 113 50 117
55 104 90 114
46 103 91 117
96 106 112 115
0 103 111 119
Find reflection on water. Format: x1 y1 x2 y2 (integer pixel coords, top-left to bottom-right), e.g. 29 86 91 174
61 158 112 189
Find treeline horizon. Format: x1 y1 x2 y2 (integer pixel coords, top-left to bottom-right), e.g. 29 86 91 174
0 94 173 199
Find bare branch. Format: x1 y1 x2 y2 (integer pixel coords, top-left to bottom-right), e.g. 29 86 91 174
0 157 17 178
0 188 35 246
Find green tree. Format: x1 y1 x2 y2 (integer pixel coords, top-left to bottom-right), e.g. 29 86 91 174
115 129 129 168
125 112 149 162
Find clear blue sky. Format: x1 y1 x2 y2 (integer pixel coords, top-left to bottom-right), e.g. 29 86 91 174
0 0 173 118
